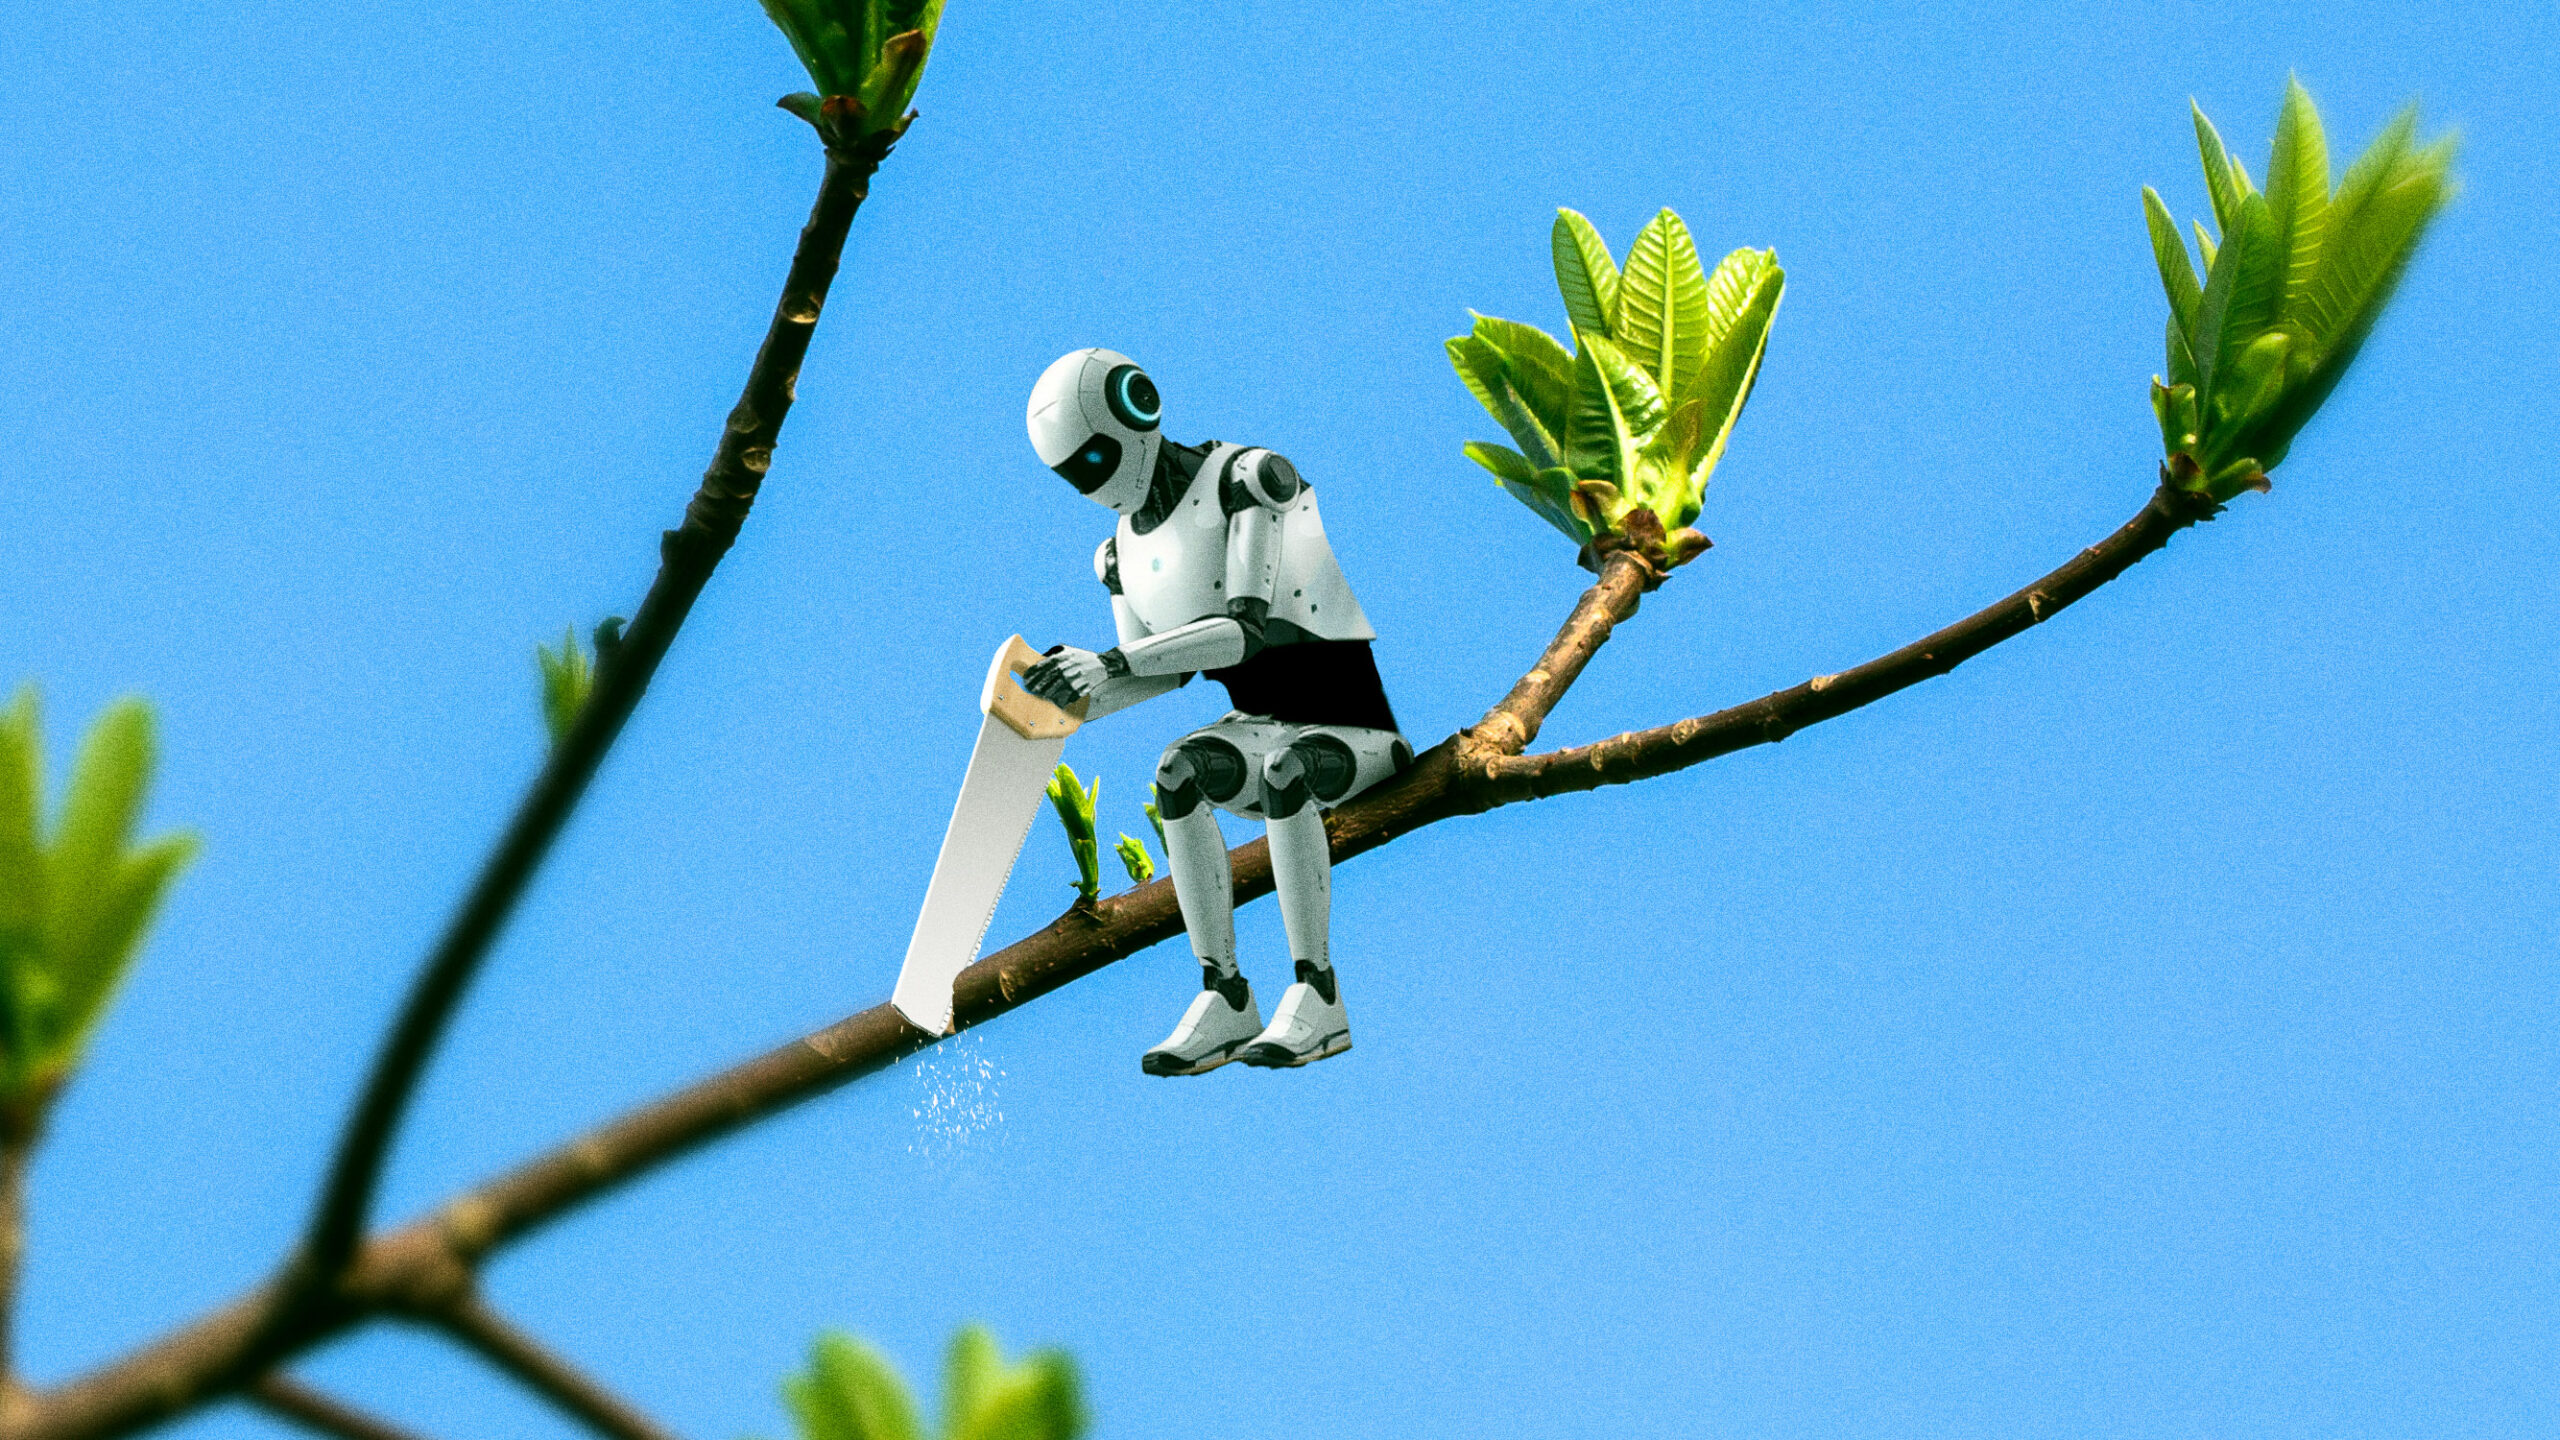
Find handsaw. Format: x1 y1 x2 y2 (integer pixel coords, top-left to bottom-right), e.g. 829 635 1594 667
890 635 1088 1036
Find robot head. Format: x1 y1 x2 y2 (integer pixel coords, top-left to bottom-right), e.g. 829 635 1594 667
1026 348 1162 514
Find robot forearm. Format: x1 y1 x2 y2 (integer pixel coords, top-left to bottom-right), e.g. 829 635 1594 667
1083 670 1183 719
1104 605 1264 676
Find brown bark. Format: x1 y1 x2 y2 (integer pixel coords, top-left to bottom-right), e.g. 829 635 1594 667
425 1297 682 1440
0 1142 25 1384
244 1378 436 1440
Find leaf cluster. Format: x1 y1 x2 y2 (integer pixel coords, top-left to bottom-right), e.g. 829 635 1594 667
0 690 195 1137
777 1326 1086 1440
1449 208 1784 564
2145 79 2455 501
763 0 945 141
1042 763 1101 904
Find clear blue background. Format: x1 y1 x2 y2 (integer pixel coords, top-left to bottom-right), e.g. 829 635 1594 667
3 1 2552 1436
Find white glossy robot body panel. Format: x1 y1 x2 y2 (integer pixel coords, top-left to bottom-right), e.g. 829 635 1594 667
1114 444 1376 644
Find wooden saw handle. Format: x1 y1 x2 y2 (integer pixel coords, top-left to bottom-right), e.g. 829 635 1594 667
981 635 1089 741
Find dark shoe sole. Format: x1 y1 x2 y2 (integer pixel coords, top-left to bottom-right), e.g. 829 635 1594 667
1236 1033 1352 1069
1141 1041 1249 1077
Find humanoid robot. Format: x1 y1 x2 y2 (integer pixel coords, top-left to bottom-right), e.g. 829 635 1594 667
1020 348 1409 1075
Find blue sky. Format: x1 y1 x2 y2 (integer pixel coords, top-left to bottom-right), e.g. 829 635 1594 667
3 1 2554 1436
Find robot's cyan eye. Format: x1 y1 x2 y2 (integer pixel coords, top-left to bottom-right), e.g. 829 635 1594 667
1104 365 1161 431
1052 432 1124 494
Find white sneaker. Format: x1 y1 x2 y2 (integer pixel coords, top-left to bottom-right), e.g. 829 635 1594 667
1238 969 1352 1068
1141 983 1264 1076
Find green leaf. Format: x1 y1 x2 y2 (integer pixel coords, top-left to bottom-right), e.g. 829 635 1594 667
40 832 193 1076
1142 795 1165 855
2193 100 2244 236
2193 219 2218 275
2187 189 2250 406
2252 119 2453 462
41 700 154 987
2142 186 2202 342
1631 398 1709 529
943 1325 1002 1439
536 626 594 750
1446 334 1563 469
2262 75 2331 321
2296 108 2443 355
787 1333 923 1440
1468 313 1576 444
1683 261 1784 489
1044 765 1101 903
1698 247 1777 369
1564 330 1662 489
1550 209 1621 343
2210 192 2285 409
1113 835 1153 884
1464 443 1586 542
948 1351 1086 1440
2164 312 2200 391
1615 209 1712 397
0 689 40 957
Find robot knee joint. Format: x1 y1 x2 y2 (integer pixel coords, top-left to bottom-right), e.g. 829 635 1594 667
1157 737 1248 819
1262 735 1356 819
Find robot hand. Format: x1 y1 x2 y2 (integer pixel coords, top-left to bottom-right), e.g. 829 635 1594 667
1023 645 1113 705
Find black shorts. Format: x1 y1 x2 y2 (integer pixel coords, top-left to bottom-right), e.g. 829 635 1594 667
1205 639 1401 733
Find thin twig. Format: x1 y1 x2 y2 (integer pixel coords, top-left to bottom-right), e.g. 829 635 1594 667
244 1377 434 1440
11 480 2225 1440
296 121 905 1291
0 1141 28 1381
1466 483 2223 804
425 1297 680 1440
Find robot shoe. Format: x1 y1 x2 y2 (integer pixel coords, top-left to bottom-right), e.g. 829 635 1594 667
1237 971 1352 1068
1141 984 1264 1076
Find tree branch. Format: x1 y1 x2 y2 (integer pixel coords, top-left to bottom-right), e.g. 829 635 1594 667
10 479 2225 1440
1462 482 2224 805
244 1378 435 1440
297 121 906 1291
423 1297 681 1440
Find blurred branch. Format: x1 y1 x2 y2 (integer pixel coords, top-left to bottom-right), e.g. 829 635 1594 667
244 1377 433 1440
425 1297 681 1440
295 120 907 1302
9 476 2225 1440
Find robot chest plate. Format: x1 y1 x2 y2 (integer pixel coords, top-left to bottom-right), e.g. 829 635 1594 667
1116 473 1230 633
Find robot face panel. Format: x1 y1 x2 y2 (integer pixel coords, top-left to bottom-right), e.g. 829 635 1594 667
1027 348 1162 514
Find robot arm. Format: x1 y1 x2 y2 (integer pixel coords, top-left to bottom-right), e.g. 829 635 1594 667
1100 453 1294 677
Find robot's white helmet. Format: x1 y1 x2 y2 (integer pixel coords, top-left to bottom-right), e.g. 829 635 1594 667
1027 347 1162 514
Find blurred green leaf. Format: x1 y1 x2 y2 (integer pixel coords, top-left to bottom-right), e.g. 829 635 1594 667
779 1326 1085 1440
0 688 195 1114
1142 792 1165 856
2146 82 2453 501
786 1334 923 1440
536 626 596 751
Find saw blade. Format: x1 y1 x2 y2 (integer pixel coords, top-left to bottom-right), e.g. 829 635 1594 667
890 637 1085 1036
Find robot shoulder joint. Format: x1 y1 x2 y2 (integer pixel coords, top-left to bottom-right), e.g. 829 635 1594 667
1219 447 1305 516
